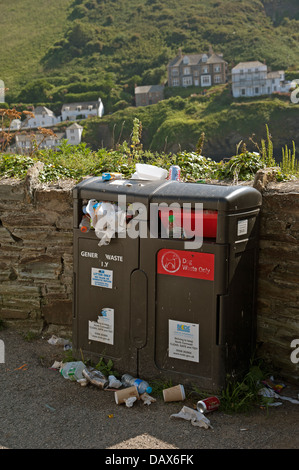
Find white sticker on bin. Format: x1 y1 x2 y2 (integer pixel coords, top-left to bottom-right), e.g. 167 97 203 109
91 267 113 289
237 219 248 236
88 308 114 345
168 320 199 363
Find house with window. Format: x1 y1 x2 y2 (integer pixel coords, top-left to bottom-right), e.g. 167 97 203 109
231 61 291 98
61 97 104 121
13 123 83 154
167 50 227 88
135 85 164 106
21 106 61 128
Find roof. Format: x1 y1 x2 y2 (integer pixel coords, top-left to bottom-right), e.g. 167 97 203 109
33 106 55 116
67 122 83 129
135 85 164 94
61 98 102 111
267 71 284 78
232 61 266 70
168 53 226 67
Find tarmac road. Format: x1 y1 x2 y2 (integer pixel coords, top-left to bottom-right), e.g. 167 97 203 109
0 328 299 452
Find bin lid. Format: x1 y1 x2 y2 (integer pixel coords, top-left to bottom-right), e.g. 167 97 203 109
73 176 165 204
149 181 262 212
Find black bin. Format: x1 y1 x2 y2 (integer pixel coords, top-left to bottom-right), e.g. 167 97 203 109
72 176 164 375
138 181 262 391
72 177 262 392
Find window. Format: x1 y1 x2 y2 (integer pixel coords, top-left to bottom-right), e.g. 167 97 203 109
214 75 221 83
171 68 179 76
241 89 246 95
255 87 259 94
183 67 191 75
172 78 179 86
201 75 211 86
182 76 192 87
202 66 209 74
214 65 221 73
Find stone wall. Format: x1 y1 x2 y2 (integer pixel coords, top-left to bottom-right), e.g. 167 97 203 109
0 169 74 336
0 172 298 381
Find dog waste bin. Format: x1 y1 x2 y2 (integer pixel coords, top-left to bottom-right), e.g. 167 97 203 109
137 181 262 392
72 176 165 375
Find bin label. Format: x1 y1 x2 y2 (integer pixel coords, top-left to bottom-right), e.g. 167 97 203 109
88 308 114 345
157 249 214 281
169 320 199 362
237 219 248 236
91 267 113 289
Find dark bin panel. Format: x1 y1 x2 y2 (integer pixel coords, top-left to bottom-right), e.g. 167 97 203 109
73 233 140 374
137 182 262 392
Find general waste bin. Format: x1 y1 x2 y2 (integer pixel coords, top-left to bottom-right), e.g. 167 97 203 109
72 176 164 375
72 176 262 392
137 181 262 391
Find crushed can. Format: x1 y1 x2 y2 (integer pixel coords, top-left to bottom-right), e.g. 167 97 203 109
197 396 220 413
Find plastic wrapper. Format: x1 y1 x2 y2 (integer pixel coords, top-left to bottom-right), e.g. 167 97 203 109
85 200 126 246
170 406 212 429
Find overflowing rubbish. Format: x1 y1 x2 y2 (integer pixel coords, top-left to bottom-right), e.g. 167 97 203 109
108 375 122 389
47 335 72 351
163 384 185 402
81 199 127 246
60 361 85 381
121 374 152 394
82 366 109 389
140 392 156 406
168 165 181 181
258 387 299 406
114 386 139 405
131 163 168 181
197 396 220 413
102 172 123 181
170 406 212 429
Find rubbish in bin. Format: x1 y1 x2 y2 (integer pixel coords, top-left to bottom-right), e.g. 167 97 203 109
108 375 122 389
197 396 220 413
170 406 212 429
168 165 181 181
79 215 91 233
82 367 109 389
132 163 168 181
121 374 152 394
114 386 139 405
60 361 86 381
102 172 123 181
140 392 156 406
163 384 185 402
94 202 126 246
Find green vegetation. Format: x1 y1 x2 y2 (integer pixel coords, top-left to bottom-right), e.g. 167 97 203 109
1 0 299 108
1 117 298 183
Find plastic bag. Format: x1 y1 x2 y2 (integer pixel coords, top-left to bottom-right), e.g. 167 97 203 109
170 406 212 429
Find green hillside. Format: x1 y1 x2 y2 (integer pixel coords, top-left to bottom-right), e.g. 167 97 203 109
1 0 299 103
1 0 299 157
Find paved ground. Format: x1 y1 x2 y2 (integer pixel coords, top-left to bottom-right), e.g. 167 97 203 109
0 328 299 452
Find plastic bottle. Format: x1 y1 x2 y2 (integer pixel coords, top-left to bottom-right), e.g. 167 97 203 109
79 215 91 233
60 361 86 381
121 374 152 394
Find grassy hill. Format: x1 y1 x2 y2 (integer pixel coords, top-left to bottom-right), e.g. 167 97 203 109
82 85 299 161
1 0 299 103
1 0 298 157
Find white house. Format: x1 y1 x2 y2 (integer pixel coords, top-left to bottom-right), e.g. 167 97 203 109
231 61 291 98
65 122 83 145
61 97 104 121
22 106 61 128
13 123 83 154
